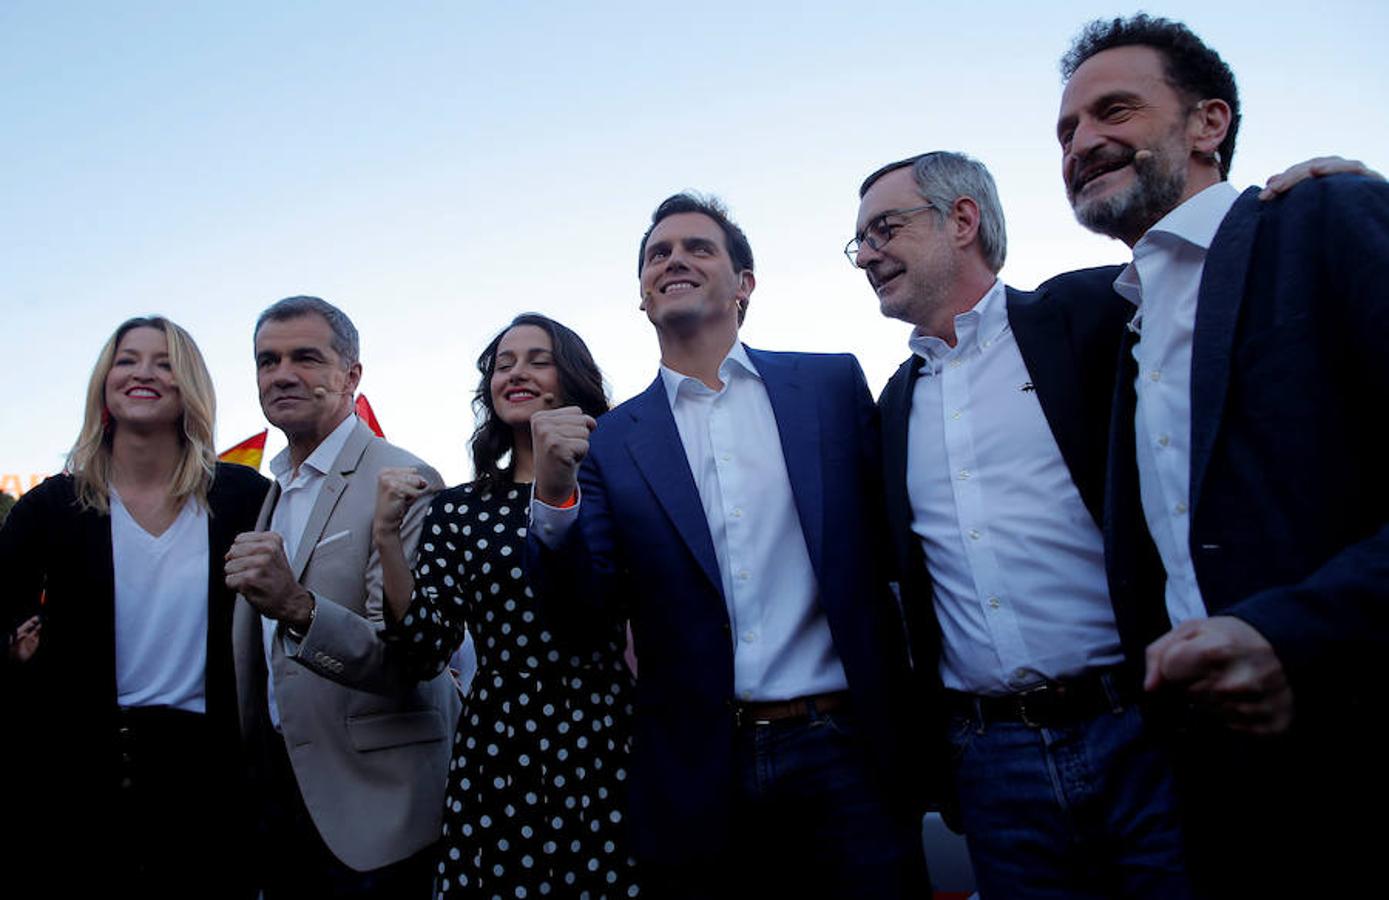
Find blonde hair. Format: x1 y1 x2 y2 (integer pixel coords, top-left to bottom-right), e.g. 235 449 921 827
68 316 218 513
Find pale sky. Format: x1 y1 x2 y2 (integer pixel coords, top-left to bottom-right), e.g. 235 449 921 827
4 0 1385 487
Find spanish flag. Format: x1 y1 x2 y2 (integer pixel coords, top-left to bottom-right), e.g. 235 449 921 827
219 430 268 471
356 394 385 438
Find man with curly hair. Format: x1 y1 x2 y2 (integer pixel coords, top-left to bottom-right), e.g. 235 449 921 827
1058 14 1389 895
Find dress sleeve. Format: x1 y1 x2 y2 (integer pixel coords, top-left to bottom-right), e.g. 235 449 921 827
389 494 470 680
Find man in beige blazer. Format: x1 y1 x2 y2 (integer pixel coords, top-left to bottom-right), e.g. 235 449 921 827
226 296 458 898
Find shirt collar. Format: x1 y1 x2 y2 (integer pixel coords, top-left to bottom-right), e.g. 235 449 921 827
659 340 762 406
907 277 1006 369
1114 181 1240 308
268 412 358 487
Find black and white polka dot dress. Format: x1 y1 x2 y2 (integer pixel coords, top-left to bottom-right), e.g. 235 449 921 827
398 481 640 899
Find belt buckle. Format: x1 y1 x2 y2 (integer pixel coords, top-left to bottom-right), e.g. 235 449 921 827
1015 683 1053 729
733 704 772 729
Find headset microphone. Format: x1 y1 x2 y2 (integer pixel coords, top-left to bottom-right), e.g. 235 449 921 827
1132 149 1154 165
313 386 351 399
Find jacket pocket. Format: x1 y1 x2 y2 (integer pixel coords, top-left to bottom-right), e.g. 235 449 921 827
345 708 447 751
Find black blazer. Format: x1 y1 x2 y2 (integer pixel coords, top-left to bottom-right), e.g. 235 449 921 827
0 462 267 835
877 267 1159 703
1105 176 1389 704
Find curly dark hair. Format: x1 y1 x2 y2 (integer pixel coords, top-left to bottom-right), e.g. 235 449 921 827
1060 14 1240 178
469 313 608 492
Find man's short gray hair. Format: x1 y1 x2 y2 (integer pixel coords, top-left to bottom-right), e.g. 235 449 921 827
859 151 1008 274
254 295 360 367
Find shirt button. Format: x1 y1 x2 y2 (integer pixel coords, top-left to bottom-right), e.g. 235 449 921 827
1157 434 1170 447
731 508 744 519
1012 668 1029 683
957 469 971 480
742 631 757 643
1174 502 1188 515
720 453 731 463
948 358 962 368
1149 370 1162 382
740 690 753 701
951 410 962 420
982 340 991 348
738 570 750 581
968 529 981 541
987 596 1001 610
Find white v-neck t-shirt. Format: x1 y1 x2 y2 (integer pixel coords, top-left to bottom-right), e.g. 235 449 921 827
110 489 210 713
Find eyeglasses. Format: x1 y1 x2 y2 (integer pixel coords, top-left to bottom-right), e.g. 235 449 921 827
844 204 935 265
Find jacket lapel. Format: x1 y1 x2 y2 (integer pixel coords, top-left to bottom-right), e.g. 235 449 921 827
1009 285 1100 523
880 355 921 557
623 378 724 595
291 419 371 578
749 348 825 582
1189 187 1260 513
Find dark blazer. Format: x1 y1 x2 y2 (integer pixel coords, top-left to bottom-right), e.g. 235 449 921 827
1102 174 1389 891
0 462 268 881
877 268 1162 697
1105 176 1389 702
531 348 921 866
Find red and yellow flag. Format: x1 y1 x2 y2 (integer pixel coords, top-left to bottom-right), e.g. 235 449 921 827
219 429 268 471
355 394 385 438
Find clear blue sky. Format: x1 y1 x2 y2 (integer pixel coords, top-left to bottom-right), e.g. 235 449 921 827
4 0 1385 486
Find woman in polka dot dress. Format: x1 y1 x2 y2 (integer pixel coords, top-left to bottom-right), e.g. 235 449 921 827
372 314 638 899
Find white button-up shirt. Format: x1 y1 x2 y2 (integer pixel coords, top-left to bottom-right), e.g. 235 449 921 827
533 342 847 702
1113 181 1240 626
262 412 357 727
906 279 1123 695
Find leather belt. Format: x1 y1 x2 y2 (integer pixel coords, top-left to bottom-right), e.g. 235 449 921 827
944 668 1134 729
733 690 851 728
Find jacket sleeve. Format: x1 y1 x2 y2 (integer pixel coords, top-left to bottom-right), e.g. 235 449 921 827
289 463 445 694
1226 176 1389 697
527 446 630 651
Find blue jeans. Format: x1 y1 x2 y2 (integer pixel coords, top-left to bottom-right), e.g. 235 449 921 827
947 698 1191 899
646 704 927 899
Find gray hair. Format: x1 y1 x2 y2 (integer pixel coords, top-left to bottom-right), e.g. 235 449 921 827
859 151 1008 274
254 295 360 367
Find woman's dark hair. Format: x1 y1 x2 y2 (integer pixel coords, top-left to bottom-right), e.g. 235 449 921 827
470 313 609 492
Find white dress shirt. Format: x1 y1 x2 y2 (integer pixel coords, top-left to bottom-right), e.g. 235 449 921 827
534 342 848 702
907 278 1123 695
262 412 358 727
111 489 209 713
1113 181 1240 626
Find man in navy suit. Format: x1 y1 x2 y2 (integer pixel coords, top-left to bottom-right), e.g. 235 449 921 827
528 193 926 897
1058 14 1389 895
858 151 1189 898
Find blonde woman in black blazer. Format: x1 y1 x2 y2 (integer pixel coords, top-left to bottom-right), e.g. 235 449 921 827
0 316 267 899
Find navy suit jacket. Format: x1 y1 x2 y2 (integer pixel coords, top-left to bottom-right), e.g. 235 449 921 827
532 347 921 865
1106 175 1389 711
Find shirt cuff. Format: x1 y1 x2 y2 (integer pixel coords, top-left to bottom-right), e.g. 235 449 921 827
529 485 579 549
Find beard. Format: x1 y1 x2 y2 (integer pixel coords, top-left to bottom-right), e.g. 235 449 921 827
1070 142 1187 244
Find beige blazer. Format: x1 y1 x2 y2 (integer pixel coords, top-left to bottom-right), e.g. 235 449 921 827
232 417 459 872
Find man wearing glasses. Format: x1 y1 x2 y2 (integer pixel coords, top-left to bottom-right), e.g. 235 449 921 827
853 151 1192 898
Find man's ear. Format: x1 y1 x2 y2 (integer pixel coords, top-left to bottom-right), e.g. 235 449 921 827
1191 98 1232 160
734 271 755 324
951 196 982 250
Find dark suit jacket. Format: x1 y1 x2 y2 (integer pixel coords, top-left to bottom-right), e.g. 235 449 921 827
1101 174 1389 889
1105 176 1389 704
531 348 921 866
0 463 268 883
878 269 1160 688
